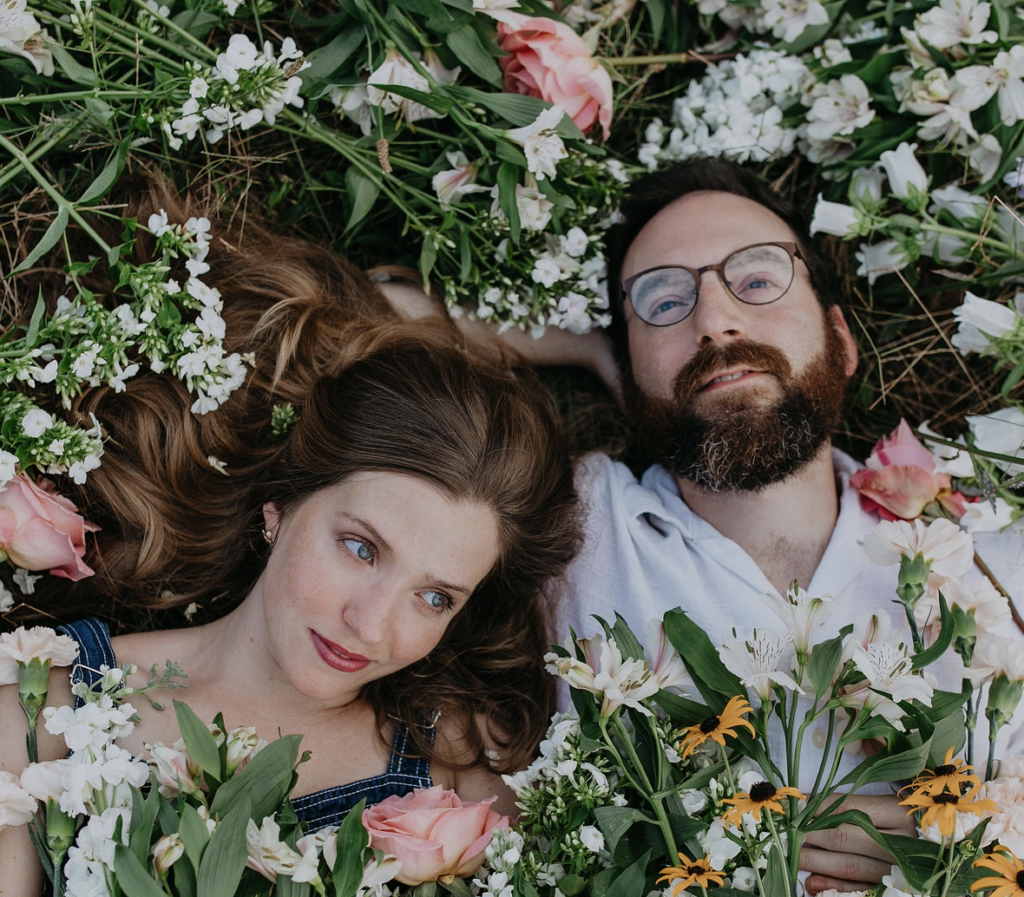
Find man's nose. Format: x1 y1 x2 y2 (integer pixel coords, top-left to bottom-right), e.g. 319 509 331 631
691 270 744 347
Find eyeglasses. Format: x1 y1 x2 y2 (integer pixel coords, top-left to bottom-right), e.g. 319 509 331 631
622 242 804 327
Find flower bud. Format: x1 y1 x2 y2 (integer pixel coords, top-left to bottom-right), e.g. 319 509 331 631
152 833 185 874
986 672 1024 736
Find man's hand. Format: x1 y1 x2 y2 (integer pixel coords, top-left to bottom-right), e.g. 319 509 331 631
800 794 916 894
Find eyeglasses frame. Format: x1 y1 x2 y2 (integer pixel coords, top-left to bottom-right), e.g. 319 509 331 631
621 241 804 327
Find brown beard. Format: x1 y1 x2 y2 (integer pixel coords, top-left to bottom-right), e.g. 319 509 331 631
626 320 850 492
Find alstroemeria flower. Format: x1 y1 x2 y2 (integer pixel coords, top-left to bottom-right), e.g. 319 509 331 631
246 816 322 885
645 621 692 694
505 105 568 181
545 634 658 717
759 584 834 655
863 518 974 581
718 629 803 703
850 420 970 520
432 151 488 208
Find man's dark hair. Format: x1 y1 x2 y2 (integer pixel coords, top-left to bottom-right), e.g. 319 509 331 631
606 158 842 362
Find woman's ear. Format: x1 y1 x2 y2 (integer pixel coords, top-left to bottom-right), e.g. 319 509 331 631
262 502 282 534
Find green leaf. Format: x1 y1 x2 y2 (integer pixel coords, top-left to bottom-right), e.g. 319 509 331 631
178 804 212 874
174 701 224 783
605 849 652 897
494 140 527 167
23 290 46 346
837 738 931 790
593 806 652 859
332 799 371 897
391 0 451 17
606 613 645 662
449 86 549 126
196 796 251 897
129 784 161 865
912 595 953 669
496 161 520 244
419 232 438 285
662 608 745 705
367 82 453 115
444 26 502 86
303 26 365 81
79 140 129 205
114 844 167 897
50 45 96 85
10 207 69 276
211 735 302 821
169 9 221 37
808 635 844 699
344 167 381 233
762 845 791 896
654 690 713 727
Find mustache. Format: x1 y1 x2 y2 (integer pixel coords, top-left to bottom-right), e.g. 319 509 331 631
673 340 793 406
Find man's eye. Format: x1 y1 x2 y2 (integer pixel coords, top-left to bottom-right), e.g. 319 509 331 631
342 538 374 561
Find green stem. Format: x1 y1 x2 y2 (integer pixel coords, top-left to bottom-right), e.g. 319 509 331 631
965 684 977 772
25 724 38 765
0 90 143 106
904 602 924 655
986 730 997 781
0 133 113 255
119 1 219 61
605 51 736 66
920 219 1017 259
607 715 678 861
0 122 78 192
763 811 793 895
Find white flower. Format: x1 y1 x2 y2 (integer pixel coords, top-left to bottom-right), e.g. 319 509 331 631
564 227 589 258
814 39 852 68
718 629 803 703
915 0 998 49
761 0 829 43
960 497 1015 533
152 833 186 874
532 257 562 288
916 576 1012 641
189 77 209 99
929 185 988 224
732 867 758 892
544 634 658 718
0 583 12 613
366 49 443 124
805 75 874 141
0 450 18 487
966 133 1004 181
0 770 37 830
505 106 568 181
0 626 79 685
432 151 487 207
215 33 260 84
246 816 321 884
0 0 53 76
759 584 834 655
645 620 692 694
845 629 933 730
44 697 137 752
977 775 1024 854
966 633 1024 686
951 292 1017 355
330 84 374 136
863 518 975 581
579 825 605 853
698 818 743 870
12 568 40 595
966 406 1024 473
855 239 914 285
21 408 52 437
19 759 70 803
878 142 928 202
809 196 861 237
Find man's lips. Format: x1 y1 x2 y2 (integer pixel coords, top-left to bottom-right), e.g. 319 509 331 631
310 631 371 672
698 368 767 392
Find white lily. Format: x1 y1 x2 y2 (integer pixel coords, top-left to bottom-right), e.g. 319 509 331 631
718 629 803 703
505 106 569 181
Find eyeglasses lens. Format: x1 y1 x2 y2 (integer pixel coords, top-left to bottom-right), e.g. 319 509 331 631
630 244 796 326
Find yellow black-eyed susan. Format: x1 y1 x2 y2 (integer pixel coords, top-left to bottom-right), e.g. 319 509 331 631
657 852 726 895
721 780 804 827
678 695 755 760
903 746 979 797
899 782 996 838
972 846 1024 897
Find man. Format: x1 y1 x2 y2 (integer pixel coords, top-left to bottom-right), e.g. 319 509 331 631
560 158 1024 894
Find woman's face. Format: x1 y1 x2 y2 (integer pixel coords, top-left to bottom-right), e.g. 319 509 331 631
256 471 500 706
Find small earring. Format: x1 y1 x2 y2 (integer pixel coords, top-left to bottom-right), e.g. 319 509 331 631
261 528 274 545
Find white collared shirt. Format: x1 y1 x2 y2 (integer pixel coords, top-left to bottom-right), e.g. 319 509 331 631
561 449 1024 789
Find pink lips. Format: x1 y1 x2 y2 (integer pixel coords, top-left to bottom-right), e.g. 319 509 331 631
311 631 371 673
699 369 766 393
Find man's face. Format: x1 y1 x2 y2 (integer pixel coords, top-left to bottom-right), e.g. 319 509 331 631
620 190 858 491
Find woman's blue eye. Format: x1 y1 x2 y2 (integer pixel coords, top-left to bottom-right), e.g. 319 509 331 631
343 538 374 561
422 590 452 612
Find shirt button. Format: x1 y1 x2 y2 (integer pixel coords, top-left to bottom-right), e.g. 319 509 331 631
811 727 826 748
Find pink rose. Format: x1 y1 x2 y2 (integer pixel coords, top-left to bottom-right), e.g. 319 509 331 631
496 13 613 138
850 420 969 521
0 475 98 580
362 785 509 885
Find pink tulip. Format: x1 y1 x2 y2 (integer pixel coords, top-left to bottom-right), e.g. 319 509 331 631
496 13 613 139
851 420 970 521
362 786 509 885
0 475 98 580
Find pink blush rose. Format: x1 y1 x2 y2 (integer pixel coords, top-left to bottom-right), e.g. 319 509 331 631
0 475 98 580
851 419 969 521
362 785 509 885
496 13 613 138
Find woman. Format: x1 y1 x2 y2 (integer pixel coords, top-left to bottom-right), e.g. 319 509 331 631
0 187 580 892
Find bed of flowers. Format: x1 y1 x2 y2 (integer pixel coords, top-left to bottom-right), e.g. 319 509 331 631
1 502 1023 897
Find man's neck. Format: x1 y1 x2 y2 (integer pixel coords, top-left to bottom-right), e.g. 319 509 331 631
676 444 841 595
